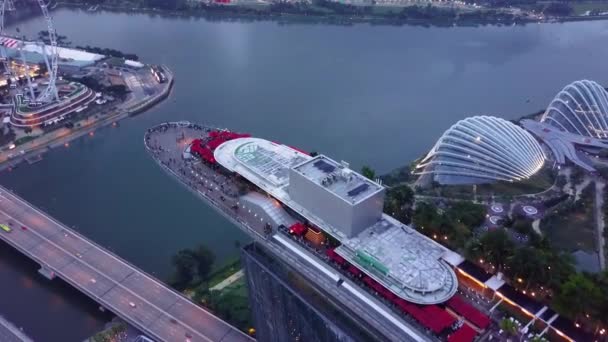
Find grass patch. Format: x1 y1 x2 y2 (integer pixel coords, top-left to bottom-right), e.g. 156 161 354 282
207 257 242 288
541 183 596 252
14 135 38 146
89 322 127 342
206 279 251 332
572 1 608 15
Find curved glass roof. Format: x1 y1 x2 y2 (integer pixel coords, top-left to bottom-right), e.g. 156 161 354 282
541 80 608 139
416 116 546 184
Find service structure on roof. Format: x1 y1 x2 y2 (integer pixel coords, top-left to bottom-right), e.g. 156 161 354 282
214 137 458 305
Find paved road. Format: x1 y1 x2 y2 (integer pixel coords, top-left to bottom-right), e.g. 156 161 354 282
210 270 244 292
0 315 32 342
0 186 252 342
595 179 606 270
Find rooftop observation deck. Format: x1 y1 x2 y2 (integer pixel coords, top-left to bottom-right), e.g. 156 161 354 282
0 184 252 342
214 137 458 305
291 156 383 205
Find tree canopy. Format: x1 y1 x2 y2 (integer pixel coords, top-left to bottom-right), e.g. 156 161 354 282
361 165 376 180
168 245 216 291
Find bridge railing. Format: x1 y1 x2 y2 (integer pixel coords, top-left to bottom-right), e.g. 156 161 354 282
0 187 251 341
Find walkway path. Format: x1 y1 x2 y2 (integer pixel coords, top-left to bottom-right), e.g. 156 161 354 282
595 179 606 270
0 315 33 342
210 270 244 292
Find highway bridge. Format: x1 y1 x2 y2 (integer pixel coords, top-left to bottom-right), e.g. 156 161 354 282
0 185 253 342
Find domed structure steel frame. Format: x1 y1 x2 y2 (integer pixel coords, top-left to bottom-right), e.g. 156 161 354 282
415 116 546 184
541 80 608 139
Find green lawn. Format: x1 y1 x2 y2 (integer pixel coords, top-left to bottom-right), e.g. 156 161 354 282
207 257 242 288
541 184 596 252
572 1 608 15
14 135 38 146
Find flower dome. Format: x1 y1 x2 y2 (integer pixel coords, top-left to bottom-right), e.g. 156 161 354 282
541 80 608 139
415 116 546 185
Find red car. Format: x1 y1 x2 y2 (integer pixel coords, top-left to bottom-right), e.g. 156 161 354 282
20 226 27 231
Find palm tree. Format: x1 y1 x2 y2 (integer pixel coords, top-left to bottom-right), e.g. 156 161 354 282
505 247 547 290
479 229 514 270
500 318 518 336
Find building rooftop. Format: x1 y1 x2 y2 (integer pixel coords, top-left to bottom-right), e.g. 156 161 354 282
216 137 309 187
336 217 457 303
214 137 458 304
292 156 383 205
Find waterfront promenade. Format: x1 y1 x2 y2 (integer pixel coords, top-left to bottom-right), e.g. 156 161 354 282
0 65 174 171
0 185 252 342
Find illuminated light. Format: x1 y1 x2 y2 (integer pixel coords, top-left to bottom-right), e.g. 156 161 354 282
443 236 448 240
522 290 526 295
479 259 484 264
575 323 580 328
433 234 437 239
531 292 535 297
457 268 487 288
89 131 94 137
64 142 69 148
517 278 523 283
600 329 605 335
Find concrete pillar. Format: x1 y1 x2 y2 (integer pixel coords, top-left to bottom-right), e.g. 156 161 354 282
38 265 55 280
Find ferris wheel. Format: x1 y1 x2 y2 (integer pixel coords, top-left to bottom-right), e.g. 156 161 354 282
0 0 59 105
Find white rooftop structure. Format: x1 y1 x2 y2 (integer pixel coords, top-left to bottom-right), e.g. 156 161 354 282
21 41 104 62
214 137 458 304
415 116 546 185
540 80 608 139
125 60 144 68
291 156 383 205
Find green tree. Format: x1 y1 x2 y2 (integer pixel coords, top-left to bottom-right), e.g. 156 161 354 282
194 244 216 280
466 229 514 270
499 318 518 336
446 201 485 228
449 221 472 250
506 247 546 290
169 249 198 290
511 219 533 236
384 185 414 224
361 165 376 180
554 273 602 322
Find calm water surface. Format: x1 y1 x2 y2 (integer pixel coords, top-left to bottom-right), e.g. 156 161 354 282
0 9 608 341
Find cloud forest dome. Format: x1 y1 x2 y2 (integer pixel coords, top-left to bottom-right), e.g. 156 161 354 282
541 80 608 139
415 116 546 185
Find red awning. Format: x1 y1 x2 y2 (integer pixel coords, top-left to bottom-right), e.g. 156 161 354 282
447 295 491 329
448 324 477 342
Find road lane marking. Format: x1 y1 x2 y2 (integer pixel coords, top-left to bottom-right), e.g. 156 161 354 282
3 186 248 339
0 193 223 342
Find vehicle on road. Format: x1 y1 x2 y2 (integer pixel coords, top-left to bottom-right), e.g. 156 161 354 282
20 226 27 230
0 224 11 232
129 302 136 308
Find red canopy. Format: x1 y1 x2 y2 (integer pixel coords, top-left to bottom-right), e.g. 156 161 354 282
447 295 491 329
448 324 477 342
